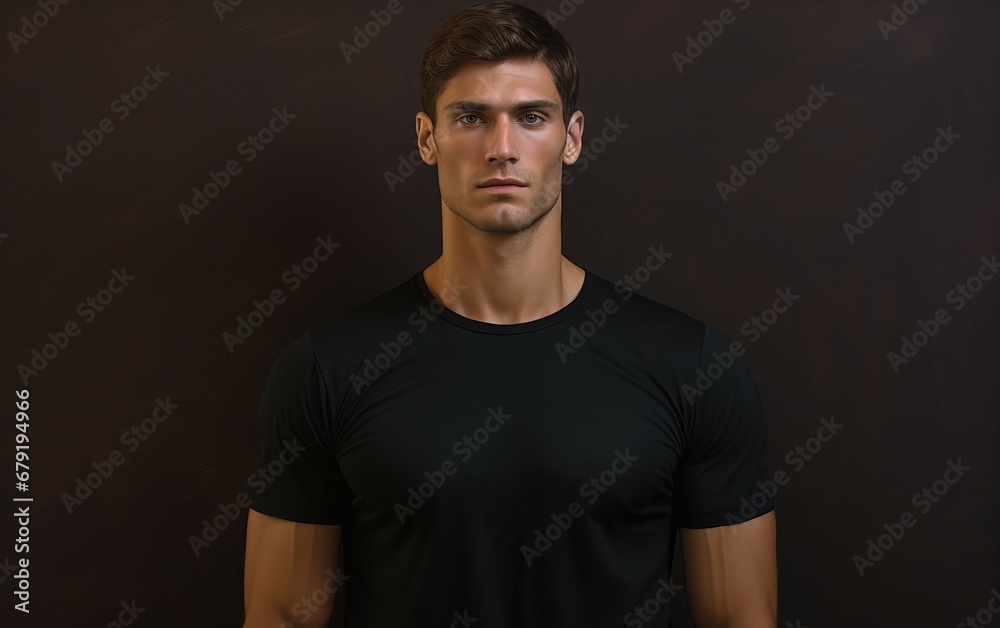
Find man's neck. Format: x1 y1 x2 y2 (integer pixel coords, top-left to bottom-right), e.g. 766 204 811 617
422 255 585 325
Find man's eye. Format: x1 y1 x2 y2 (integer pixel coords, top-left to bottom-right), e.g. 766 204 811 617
458 114 544 125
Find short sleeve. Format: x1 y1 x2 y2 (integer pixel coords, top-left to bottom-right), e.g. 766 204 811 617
248 331 353 524
674 324 774 528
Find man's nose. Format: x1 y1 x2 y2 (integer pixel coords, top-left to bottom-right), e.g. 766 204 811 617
486 115 518 162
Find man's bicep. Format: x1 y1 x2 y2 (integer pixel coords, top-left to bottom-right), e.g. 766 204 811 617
678 512 777 627
244 509 343 628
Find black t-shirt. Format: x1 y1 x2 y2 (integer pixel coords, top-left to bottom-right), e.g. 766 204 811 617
249 265 774 627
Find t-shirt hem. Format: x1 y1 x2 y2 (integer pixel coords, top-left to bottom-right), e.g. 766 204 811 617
675 500 775 529
248 492 347 525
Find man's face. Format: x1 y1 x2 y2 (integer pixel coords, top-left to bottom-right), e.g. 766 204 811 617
417 58 582 233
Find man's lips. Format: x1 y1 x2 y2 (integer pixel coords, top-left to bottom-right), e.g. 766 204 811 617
478 178 526 187
478 184 526 193
478 178 527 193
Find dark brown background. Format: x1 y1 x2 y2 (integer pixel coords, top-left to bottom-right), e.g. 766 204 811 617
1 0 998 626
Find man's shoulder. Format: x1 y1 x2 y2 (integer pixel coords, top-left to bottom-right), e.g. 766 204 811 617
586 268 709 346
297 270 422 360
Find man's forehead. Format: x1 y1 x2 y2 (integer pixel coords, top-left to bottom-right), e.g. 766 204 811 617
440 59 559 109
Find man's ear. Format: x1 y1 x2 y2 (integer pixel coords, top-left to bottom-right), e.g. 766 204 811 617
416 111 438 166
563 110 584 166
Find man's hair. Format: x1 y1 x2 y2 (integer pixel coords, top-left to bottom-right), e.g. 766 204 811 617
420 1 580 129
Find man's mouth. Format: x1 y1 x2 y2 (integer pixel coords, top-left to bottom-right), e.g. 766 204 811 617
477 178 527 193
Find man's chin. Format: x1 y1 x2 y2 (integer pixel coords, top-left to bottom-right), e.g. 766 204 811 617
474 208 546 233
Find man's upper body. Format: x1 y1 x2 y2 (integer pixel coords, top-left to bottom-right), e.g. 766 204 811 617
245 263 775 627
244 2 776 626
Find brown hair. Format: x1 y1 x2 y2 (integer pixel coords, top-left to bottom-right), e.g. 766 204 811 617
419 1 580 129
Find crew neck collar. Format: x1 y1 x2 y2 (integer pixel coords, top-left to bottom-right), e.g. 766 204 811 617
412 265 594 335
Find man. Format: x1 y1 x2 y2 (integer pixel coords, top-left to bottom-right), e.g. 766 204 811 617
243 2 777 626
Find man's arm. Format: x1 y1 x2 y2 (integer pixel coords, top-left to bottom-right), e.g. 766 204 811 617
244 509 342 628
678 511 777 628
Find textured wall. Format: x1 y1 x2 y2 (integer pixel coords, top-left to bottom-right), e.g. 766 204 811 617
1 0 997 625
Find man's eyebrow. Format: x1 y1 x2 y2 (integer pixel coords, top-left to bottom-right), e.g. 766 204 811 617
443 99 560 113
